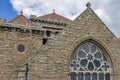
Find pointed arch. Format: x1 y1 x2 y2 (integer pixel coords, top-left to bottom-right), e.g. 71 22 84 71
69 39 113 80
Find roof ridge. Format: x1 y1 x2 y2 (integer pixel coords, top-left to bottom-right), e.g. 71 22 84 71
53 13 72 21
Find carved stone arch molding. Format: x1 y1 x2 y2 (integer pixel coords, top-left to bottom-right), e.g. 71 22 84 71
69 37 114 80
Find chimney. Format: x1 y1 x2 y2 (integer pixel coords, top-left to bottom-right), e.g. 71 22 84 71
30 15 37 19
0 18 6 25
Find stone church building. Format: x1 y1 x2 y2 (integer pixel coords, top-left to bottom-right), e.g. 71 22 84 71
0 2 120 80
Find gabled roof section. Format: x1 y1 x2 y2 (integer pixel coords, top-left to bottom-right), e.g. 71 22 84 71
8 14 28 25
19 2 119 67
38 12 72 22
72 2 117 39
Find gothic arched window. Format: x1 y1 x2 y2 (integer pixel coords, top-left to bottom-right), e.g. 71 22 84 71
70 42 112 80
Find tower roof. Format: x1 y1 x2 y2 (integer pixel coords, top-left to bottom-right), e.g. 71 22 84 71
8 15 28 25
38 12 72 22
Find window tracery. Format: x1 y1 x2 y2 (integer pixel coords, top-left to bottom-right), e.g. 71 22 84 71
70 42 112 80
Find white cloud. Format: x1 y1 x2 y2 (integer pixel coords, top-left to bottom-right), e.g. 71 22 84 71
95 8 111 23
10 0 92 19
10 0 120 38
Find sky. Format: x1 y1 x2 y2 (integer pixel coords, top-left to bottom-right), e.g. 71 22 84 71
0 0 120 38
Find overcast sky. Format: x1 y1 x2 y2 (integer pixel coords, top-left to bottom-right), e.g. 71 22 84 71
9 0 120 38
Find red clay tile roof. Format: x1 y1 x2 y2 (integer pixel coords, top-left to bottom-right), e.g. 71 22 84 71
9 15 28 25
38 12 72 22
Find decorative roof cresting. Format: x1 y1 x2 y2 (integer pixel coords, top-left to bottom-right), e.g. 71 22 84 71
86 2 91 8
20 10 23 15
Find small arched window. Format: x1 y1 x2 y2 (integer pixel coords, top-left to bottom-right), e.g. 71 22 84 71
70 42 112 80
46 31 51 37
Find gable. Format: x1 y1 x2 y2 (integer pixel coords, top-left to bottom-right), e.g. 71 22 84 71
18 3 120 80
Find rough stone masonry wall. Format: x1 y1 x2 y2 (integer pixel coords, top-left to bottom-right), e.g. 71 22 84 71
25 7 120 80
0 30 43 80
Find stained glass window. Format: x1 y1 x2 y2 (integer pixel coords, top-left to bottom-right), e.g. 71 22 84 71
70 72 77 80
78 73 84 80
70 42 112 80
17 45 25 52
